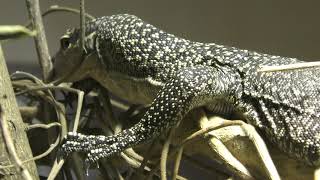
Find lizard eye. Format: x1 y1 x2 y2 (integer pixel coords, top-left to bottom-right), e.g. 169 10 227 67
60 37 71 50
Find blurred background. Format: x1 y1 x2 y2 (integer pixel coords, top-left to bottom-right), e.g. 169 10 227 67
1 0 320 75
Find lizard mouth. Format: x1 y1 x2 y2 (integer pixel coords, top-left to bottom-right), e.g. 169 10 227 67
50 50 95 85
50 64 82 85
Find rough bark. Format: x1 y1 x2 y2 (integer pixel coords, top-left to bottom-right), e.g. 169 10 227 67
0 44 39 179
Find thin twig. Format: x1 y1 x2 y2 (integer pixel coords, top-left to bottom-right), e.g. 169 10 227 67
15 84 84 132
44 5 95 20
11 77 68 137
110 98 130 110
11 71 45 85
238 123 280 179
124 149 145 162
15 83 84 180
26 122 61 131
25 0 52 82
161 129 175 180
15 85 82 96
47 84 84 179
25 5 95 28
0 105 33 180
0 25 36 40
257 61 320 72
172 146 184 180
120 152 145 169
72 90 84 132
147 120 245 179
0 86 66 169
48 159 65 180
12 71 60 155
137 140 157 175
0 133 60 169
180 120 244 146
11 72 62 115
11 73 64 125
11 8 53 169
9 74 70 179
14 82 84 133
199 117 253 179
80 0 86 52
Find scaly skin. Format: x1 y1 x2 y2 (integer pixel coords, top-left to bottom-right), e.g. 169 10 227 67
52 14 320 167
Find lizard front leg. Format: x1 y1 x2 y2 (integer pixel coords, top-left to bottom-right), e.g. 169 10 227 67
61 66 241 167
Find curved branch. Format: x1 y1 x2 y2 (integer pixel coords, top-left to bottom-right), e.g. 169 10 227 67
25 5 95 28
0 106 33 180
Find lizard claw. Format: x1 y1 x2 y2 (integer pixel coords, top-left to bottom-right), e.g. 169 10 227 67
60 132 90 154
83 149 106 176
60 132 117 160
84 157 98 176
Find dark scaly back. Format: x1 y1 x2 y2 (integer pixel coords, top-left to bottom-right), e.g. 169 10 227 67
203 39 320 164
215 48 320 164
91 14 241 82
244 65 320 165
78 14 320 164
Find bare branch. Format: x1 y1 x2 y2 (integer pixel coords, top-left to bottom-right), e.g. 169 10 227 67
160 129 174 180
172 146 183 180
80 0 86 52
25 0 52 82
25 5 95 28
0 25 36 40
26 122 61 131
258 61 320 72
0 106 33 180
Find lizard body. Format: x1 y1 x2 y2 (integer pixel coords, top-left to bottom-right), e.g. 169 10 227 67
52 14 320 166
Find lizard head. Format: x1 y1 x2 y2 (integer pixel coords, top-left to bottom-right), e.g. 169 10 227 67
50 28 99 83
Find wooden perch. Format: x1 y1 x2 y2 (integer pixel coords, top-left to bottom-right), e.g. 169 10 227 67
0 44 39 179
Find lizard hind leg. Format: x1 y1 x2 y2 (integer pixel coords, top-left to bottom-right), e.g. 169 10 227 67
61 65 241 168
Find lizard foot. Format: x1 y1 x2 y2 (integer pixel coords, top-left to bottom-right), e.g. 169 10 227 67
61 132 118 161
61 132 92 154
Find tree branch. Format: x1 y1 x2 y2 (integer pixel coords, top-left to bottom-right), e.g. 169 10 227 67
25 0 52 82
0 44 38 179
